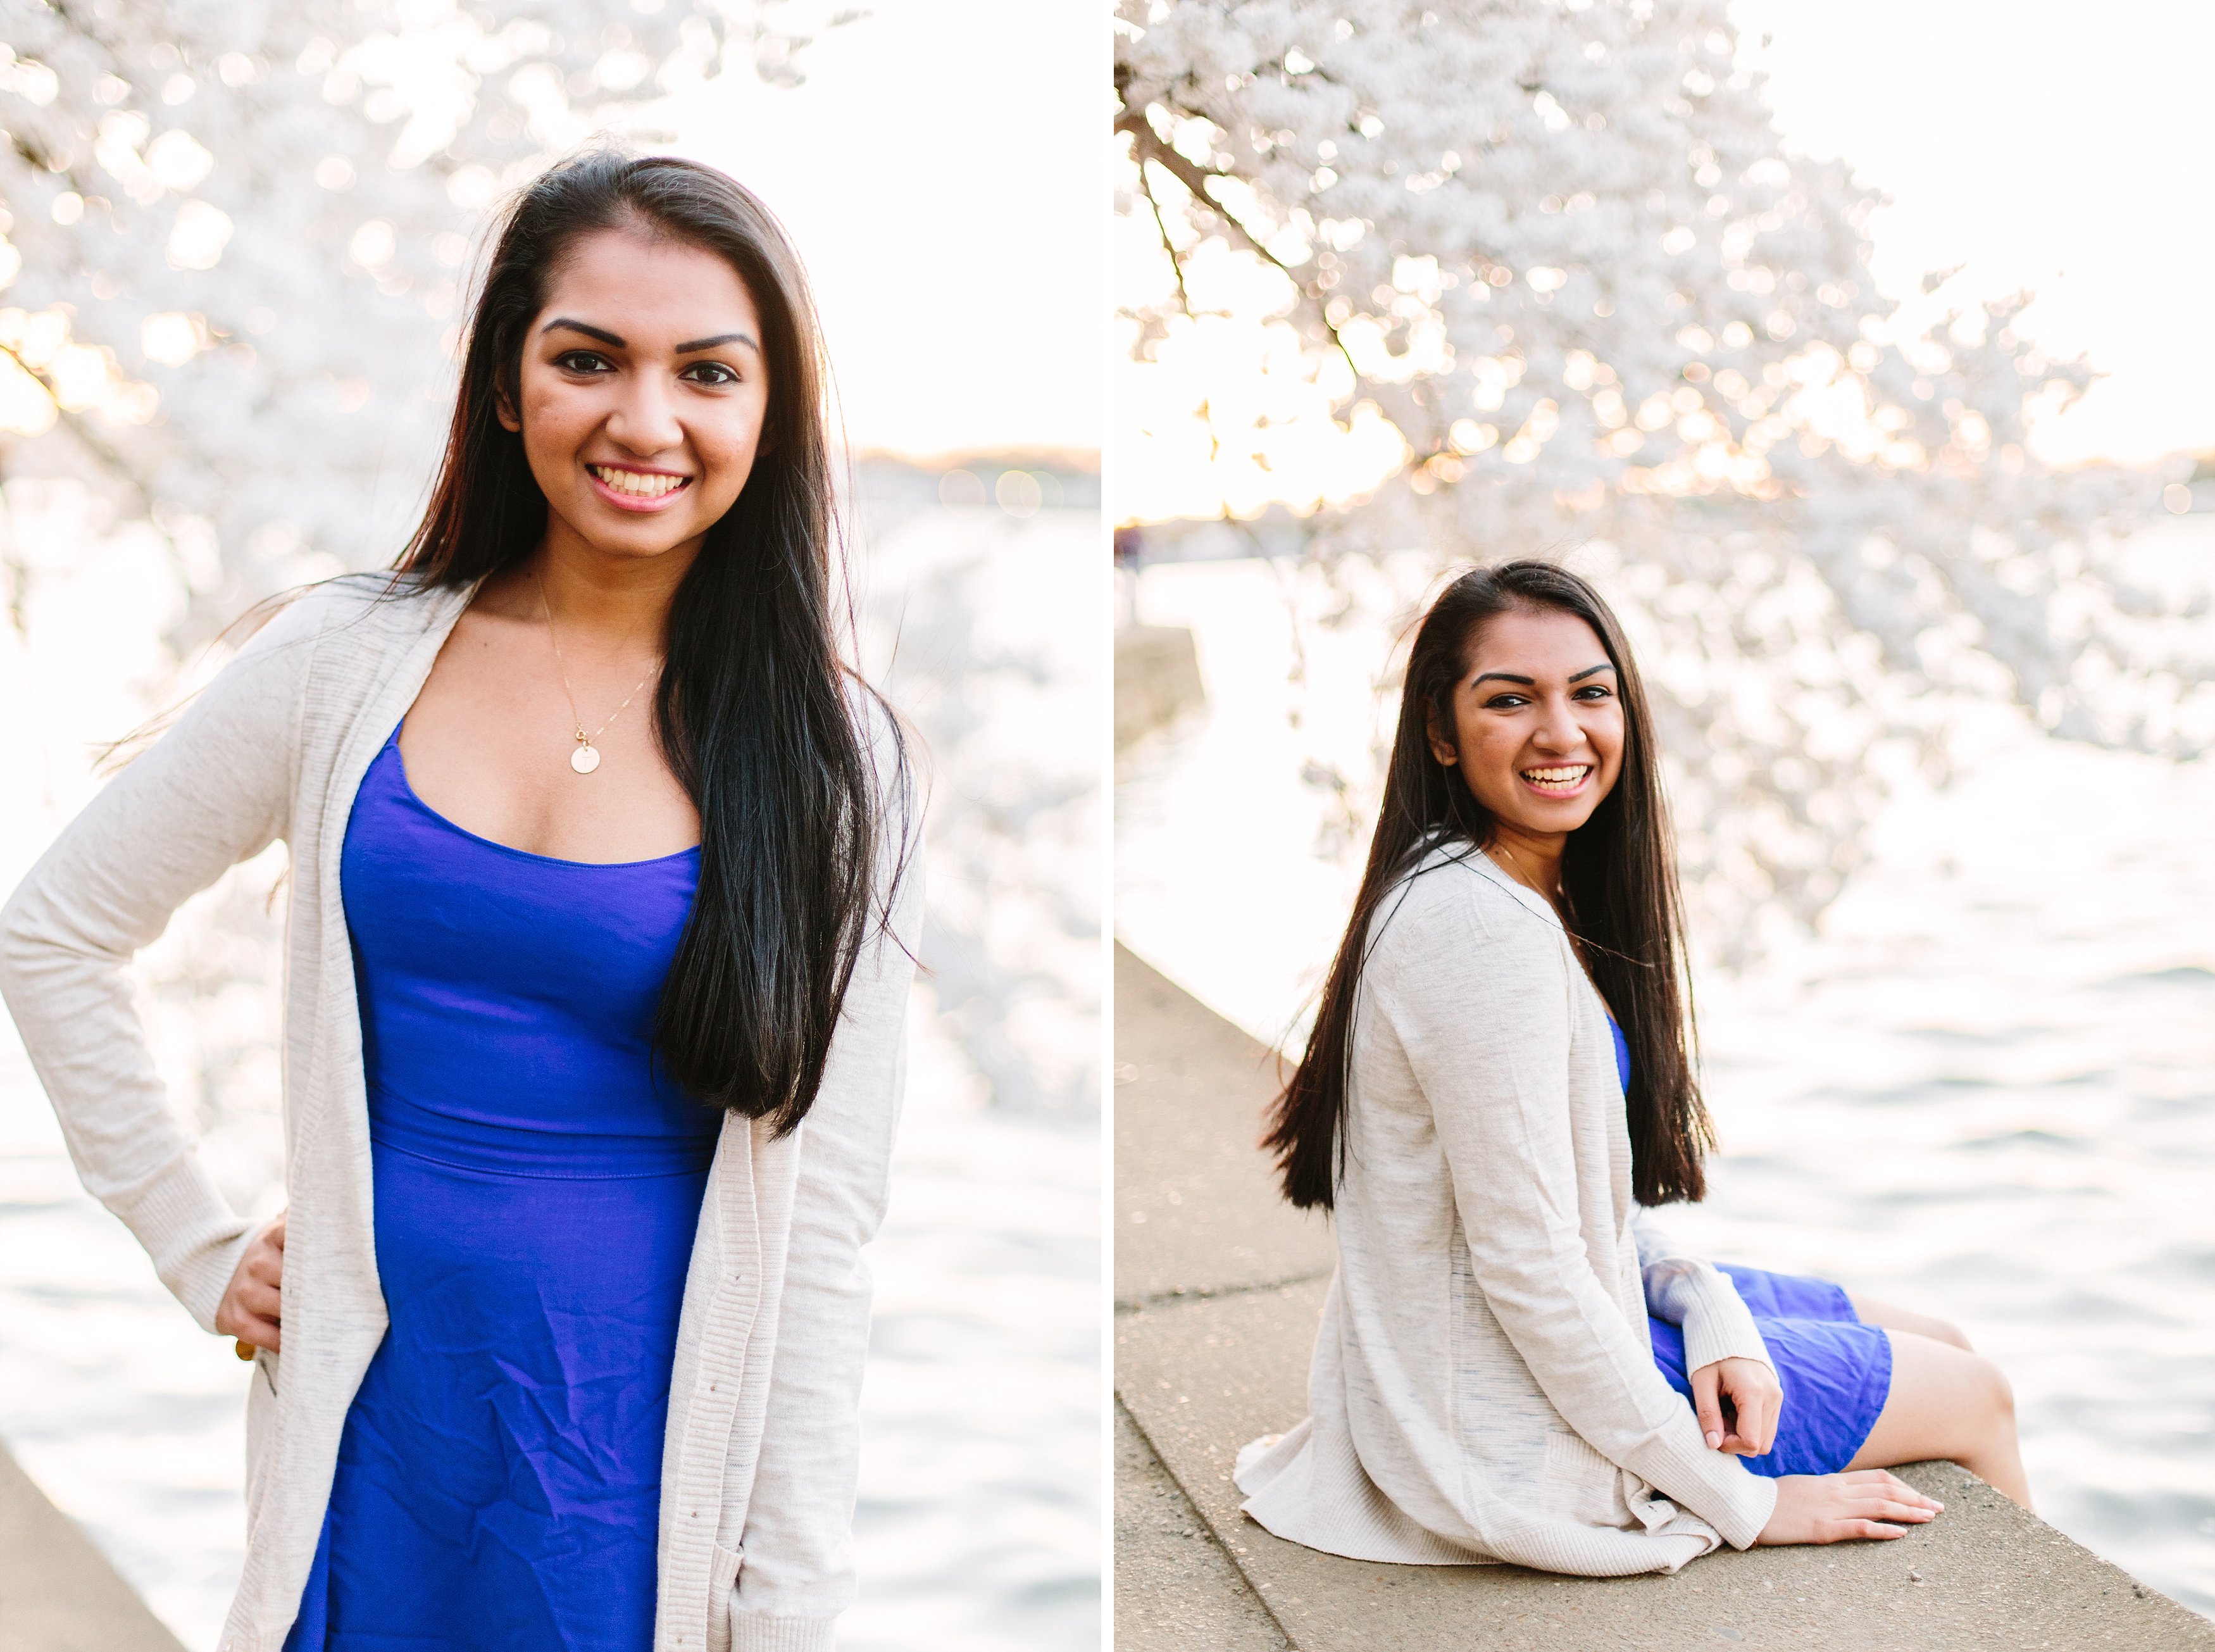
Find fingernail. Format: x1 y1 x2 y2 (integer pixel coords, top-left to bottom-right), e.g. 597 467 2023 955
1705 1431 1721 1448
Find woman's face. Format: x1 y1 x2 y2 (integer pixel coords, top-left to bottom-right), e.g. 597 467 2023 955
502 226 771 566
1427 604 1626 839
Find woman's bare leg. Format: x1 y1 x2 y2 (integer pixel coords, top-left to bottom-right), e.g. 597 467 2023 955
1847 1327 2031 1509
1845 1291 1974 1351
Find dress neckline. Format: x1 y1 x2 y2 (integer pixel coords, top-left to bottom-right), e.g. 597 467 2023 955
381 721 700 871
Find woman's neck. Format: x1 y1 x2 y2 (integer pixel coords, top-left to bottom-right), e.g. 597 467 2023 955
496 529 699 650
1483 822 1566 903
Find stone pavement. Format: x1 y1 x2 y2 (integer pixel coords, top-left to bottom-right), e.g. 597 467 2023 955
1113 942 2215 1651
0 1438 186 1652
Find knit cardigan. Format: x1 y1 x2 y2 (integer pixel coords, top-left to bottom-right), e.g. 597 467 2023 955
1235 846 1780 1573
0 574 921 1652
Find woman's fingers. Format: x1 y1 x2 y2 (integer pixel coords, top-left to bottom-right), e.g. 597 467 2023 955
1724 1382 1775 1455
1835 1519 1906 1541
1759 1472 1947 1546
1711 1358 1781 1455
215 1211 289 1355
229 1314 282 1353
1688 1365 1726 1449
1840 1469 1944 1510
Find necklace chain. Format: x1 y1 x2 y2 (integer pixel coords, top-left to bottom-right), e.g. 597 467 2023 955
536 570 661 774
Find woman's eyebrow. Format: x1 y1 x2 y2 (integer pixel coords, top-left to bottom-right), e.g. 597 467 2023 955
675 332 759 354
543 317 625 347
1469 663 1616 687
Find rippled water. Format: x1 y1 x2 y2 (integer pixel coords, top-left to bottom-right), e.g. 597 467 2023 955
1116 549 2215 1616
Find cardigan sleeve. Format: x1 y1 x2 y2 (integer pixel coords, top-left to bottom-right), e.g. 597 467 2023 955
0 589 327 1335
1630 1206 1773 1379
1374 878 1777 1551
727 701 924 1652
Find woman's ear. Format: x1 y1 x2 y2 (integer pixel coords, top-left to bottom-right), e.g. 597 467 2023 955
494 367 521 435
1425 701 1459 767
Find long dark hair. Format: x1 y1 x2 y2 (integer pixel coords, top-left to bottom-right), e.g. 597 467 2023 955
1265 560 1710 1210
392 148 906 1135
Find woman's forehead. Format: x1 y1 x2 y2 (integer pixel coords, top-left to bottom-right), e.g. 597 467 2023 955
1463 605 1608 673
540 227 759 334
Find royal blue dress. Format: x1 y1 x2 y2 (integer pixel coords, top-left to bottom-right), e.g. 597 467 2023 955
284 720 721 1651
1611 1017 1894 1477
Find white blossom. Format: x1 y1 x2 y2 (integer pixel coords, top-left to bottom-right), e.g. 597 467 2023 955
1117 0 2209 947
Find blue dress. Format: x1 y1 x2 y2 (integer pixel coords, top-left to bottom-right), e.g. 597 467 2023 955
285 721 721 1651
1610 1017 1894 1477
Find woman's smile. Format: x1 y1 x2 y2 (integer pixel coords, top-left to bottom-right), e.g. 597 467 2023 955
1518 761 1594 798
585 461 696 511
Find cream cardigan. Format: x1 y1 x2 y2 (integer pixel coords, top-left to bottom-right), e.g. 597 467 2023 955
1235 846 1780 1574
0 575 921 1652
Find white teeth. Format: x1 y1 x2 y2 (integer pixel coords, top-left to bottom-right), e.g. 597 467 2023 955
590 465 687 499
1522 766 1590 785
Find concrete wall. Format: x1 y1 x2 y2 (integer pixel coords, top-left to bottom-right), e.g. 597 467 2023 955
1113 942 2215 1651
0 1440 185 1652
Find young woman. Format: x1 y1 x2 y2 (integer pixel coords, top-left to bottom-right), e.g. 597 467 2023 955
0 152 918 1651
1236 561 2025 1575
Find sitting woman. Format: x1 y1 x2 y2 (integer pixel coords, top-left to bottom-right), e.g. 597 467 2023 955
1236 560 2026 1575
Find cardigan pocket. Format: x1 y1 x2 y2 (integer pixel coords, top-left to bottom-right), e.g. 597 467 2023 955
704 1541 744 1652
1540 1428 1633 1530
244 1349 280 1511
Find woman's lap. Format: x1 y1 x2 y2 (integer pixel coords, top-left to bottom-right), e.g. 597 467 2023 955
1647 1263 1893 1479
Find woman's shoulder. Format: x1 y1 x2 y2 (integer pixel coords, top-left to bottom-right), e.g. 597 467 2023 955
230 570 452 656
1366 844 1567 972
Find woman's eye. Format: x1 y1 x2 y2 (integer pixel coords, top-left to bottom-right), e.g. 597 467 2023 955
1483 694 1530 710
554 351 611 374
682 361 740 387
1573 685 1614 702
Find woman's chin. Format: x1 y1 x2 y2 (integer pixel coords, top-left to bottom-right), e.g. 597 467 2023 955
553 504 708 565
1490 798 1604 838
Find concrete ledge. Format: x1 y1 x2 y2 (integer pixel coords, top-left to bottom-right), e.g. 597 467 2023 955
1115 625 1205 750
0 1438 187 1652
1116 1398 1290 1652
1112 942 2215 1651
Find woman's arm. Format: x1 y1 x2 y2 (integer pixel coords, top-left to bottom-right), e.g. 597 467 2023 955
1628 1208 1768 1374
727 713 923 1650
0 592 325 1334
1631 1206 1780 1454
1376 883 1776 1549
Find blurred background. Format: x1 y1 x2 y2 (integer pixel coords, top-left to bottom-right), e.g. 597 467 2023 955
0 3 1101 1649
1115 0 2215 1617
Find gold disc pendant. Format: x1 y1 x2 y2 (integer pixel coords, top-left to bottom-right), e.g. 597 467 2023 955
571 741 602 775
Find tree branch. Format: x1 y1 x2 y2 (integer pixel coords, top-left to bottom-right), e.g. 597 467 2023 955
1117 109 1363 385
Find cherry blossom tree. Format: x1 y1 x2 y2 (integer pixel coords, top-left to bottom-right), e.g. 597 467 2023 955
0 0 845 641
1117 0 2207 943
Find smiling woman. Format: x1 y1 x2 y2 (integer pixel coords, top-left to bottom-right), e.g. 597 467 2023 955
0 151 920 1652
1237 560 2028 1579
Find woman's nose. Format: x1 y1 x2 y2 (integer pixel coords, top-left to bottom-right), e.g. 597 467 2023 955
606 377 683 455
1530 694 1582 751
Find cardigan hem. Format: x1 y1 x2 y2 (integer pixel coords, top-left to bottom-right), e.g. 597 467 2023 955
728 1615 837 1652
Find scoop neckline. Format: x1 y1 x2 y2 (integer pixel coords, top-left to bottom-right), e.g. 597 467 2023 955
382 722 701 871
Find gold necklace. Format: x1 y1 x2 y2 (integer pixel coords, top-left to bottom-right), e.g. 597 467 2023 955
536 571 661 775
1490 838 1561 908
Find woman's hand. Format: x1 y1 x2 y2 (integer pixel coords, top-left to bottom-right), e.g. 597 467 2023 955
1757 1470 1943 1544
1689 1355 1780 1455
214 1211 285 1353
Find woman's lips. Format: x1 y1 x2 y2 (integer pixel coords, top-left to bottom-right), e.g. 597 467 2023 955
1518 763 1593 798
586 463 694 513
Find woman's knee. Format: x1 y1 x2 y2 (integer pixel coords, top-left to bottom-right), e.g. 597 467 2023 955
1970 1353 2016 1432
1921 1315 1975 1353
